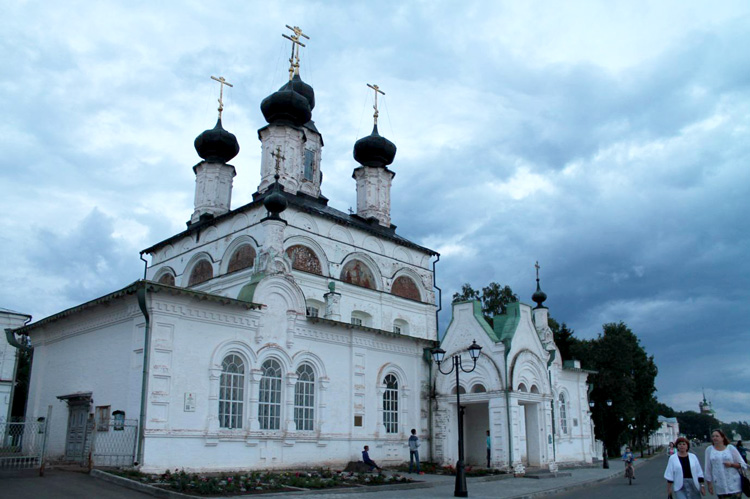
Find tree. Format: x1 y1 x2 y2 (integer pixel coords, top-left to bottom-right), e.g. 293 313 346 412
452 282 518 326
675 411 721 441
582 322 660 457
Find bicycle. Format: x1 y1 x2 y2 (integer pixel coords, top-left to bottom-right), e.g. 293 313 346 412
624 460 634 485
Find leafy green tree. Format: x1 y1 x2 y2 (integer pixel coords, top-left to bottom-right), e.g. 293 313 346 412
674 411 721 441
452 282 518 326
583 323 659 457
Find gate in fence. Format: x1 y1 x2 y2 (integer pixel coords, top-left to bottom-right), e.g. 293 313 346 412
0 407 52 472
89 418 138 468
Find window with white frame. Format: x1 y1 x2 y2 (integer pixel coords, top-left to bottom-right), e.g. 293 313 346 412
351 311 371 327
383 374 399 434
294 363 315 431
306 306 319 318
219 354 245 429
393 318 408 335
559 393 568 435
259 359 282 430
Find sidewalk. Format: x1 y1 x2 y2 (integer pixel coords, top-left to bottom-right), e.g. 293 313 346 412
91 459 648 499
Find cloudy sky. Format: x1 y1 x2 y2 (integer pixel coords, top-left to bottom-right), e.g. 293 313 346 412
2 1 748 422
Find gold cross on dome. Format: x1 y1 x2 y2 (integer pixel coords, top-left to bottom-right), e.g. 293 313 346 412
210 76 233 119
367 83 385 125
282 25 310 80
271 146 286 176
535 261 541 280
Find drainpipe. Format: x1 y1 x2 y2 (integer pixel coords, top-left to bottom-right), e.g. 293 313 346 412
5 318 32 422
547 349 557 464
139 252 148 280
504 356 513 468
136 284 152 466
429 253 441 463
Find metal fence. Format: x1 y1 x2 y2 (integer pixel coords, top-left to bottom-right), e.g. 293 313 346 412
0 410 51 471
90 419 138 468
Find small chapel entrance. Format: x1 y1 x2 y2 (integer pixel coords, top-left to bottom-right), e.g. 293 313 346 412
519 401 542 467
57 392 92 463
463 402 489 466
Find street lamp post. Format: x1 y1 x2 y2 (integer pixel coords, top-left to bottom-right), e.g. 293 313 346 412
432 340 483 498
591 399 612 469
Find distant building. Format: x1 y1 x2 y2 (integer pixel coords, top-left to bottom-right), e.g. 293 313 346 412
649 416 680 447
699 391 715 417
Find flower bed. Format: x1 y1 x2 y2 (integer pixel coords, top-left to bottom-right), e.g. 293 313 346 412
107 468 412 496
393 462 507 477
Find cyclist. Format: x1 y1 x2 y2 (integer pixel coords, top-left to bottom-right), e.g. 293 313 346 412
622 446 635 480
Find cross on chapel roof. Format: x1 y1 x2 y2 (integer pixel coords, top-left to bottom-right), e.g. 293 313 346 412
282 25 309 80
367 83 385 126
210 75 233 120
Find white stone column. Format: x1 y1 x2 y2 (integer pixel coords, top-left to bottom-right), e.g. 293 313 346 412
248 368 262 430
324 290 341 321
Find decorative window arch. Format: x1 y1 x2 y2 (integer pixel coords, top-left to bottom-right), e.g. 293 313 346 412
383 374 399 434
559 393 569 435
341 259 376 289
471 384 487 393
530 385 540 394
157 272 175 286
452 385 467 395
286 245 322 275
219 354 244 429
391 275 421 301
227 244 256 274
188 259 213 286
306 299 324 318
517 383 528 393
351 310 372 327
294 363 315 431
393 318 408 335
259 359 283 430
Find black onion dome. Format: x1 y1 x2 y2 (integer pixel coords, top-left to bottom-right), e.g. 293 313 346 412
263 176 288 220
532 280 547 309
260 86 311 127
353 124 397 167
280 74 315 111
194 118 240 163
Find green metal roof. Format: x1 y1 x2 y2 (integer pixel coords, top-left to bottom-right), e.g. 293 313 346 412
493 302 522 349
443 300 498 345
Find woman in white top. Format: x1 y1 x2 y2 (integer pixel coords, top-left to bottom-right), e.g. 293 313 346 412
705 429 747 498
664 437 705 499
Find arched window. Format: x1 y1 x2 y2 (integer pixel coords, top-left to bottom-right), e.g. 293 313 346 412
294 364 315 431
259 359 282 430
157 273 175 286
452 386 467 394
227 245 256 273
530 385 540 394
392 275 420 301
341 259 375 289
559 393 568 434
393 319 408 335
286 245 322 275
219 354 244 429
383 374 399 434
188 260 213 286
471 384 487 393
518 383 528 393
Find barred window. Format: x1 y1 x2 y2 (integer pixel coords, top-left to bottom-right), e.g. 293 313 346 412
559 393 568 435
383 374 399 434
259 359 282 430
294 364 315 431
219 354 244 429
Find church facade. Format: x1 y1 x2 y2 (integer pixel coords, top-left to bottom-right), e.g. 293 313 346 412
10 31 594 472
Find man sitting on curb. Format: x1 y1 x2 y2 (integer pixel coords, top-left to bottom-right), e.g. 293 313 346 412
362 445 383 473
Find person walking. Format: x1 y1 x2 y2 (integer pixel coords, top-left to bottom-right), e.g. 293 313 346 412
705 429 746 498
736 440 747 464
362 445 382 473
408 428 421 474
486 430 491 468
664 437 705 499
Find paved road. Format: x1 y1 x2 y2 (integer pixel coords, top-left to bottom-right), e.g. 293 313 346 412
0 468 153 499
550 447 708 498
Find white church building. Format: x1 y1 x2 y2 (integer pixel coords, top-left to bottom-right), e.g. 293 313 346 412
7 31 595 473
